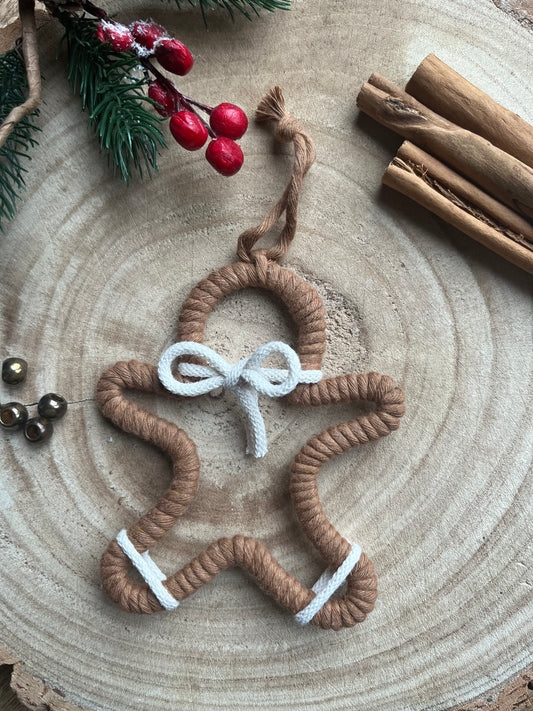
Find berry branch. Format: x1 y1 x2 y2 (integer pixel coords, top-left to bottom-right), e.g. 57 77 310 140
0 0 279 228
57 10 167 183
85 4 249 176
140 56 216 138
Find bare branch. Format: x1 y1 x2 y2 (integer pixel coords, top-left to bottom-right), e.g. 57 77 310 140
0 0 41 149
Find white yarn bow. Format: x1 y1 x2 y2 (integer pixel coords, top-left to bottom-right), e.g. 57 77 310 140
158 341 322 458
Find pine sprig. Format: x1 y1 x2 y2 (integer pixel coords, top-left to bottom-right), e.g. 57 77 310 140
58 12 166 183
0 47 41 232
169 0 291 22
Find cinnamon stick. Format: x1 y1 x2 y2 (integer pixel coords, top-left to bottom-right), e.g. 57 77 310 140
405 54 533 171
396 142 533 243
356 76 533 221
383 141 533 274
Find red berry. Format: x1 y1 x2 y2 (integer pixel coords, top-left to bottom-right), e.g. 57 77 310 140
155 39 193 76
170 111 208 151
95 24 106 43
210 103 248 140
97 21 135 52
206 137 244 177
148 81 176 117
130 20 167 50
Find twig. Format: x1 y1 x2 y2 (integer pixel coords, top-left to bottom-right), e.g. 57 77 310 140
0 0 41 150
140 57 216 137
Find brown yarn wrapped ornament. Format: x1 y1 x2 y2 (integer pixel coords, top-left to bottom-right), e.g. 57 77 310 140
97 87 405 630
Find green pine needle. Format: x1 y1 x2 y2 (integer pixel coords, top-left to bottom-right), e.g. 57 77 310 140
58 12 166 184
0 47 41 233
169 0 291 22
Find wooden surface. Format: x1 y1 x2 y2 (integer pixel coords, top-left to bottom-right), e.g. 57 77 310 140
1 1 532 710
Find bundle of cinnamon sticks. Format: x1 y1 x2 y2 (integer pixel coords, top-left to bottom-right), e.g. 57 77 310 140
356 54 533 275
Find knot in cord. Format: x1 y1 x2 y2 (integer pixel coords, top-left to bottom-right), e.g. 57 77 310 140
275 113 302 143
158 341 322 458
224 359 247 389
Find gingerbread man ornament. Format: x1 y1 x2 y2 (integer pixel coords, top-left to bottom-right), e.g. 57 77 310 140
97 88 405 631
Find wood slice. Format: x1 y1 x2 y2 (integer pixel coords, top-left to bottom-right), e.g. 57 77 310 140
1 1 532 710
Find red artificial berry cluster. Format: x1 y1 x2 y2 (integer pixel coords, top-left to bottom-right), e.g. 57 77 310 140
95 16 248 176
151 84 247 176
96 18 193 76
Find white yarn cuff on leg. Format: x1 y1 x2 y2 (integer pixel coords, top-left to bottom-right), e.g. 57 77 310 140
294 542 362 626
116 529 179 611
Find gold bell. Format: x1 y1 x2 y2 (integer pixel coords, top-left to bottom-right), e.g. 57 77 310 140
2 357 27 384
0 402 28 429
38 393 68 420
24 417 53 443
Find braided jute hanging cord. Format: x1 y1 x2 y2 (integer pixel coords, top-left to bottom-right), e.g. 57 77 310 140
236 86 316 266
97 87 405 630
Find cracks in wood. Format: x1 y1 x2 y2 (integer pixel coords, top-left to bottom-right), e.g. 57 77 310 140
455 669 533 710
492 0 533 31
385 96 428 119
0 663 22 710
1 647 532 711
0 649 82 711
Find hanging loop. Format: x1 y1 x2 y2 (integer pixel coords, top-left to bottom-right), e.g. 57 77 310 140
236 87 316 265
